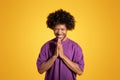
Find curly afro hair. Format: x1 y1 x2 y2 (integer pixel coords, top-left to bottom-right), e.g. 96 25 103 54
46 9 75 30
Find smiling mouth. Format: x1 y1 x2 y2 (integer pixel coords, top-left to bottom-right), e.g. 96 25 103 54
56 34 62 36
57 35 66 40
56 35 63 38
57 36 62 38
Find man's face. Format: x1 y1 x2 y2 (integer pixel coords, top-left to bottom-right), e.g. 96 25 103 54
53 24 67 40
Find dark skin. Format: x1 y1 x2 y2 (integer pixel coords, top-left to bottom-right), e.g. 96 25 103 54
38 24 83 75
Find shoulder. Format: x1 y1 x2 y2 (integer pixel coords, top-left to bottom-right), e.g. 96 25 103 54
41 38 56 49
68 38 81 47
68 38 82 51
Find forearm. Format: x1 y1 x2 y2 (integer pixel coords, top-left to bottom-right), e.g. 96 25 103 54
61 55 83 75
38 55 57 74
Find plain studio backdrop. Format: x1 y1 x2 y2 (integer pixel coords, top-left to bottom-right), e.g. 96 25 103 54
0 0 120 80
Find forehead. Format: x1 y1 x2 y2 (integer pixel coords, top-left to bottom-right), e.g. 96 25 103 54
54 24 67 29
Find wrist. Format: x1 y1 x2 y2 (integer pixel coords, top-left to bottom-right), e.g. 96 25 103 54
60 54 66 59
53 55 58 59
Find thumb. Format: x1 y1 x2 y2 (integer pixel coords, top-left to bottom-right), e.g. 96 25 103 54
57 38 61 44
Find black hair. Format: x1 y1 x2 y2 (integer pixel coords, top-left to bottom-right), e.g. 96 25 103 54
46 9 75 30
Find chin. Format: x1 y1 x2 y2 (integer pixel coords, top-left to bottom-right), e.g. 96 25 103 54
57 37 63 39
57 36 66 41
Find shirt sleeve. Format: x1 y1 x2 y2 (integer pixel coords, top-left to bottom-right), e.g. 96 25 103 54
36 44 48 71
72 44 85 72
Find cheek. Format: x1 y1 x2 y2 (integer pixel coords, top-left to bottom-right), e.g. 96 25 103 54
60 31 66 35
54 30 57 34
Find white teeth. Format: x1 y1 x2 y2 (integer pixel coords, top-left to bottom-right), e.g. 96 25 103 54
58 35 62 37
56 34 64 38
57 36 63 38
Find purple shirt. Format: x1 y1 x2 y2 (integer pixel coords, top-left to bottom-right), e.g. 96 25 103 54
37 38 84 80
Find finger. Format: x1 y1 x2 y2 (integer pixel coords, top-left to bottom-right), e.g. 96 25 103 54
57 38 61 44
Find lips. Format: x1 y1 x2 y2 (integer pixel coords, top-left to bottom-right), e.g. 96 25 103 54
55 33 66 40
57 36 63 39
58 35 63 37
56 35 63 39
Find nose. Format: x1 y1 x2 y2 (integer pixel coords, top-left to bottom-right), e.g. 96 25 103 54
57 29 62 34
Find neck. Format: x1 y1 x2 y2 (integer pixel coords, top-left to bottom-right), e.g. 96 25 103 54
61 37 67 42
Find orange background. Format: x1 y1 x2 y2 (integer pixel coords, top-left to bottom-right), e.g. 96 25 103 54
0 0 120 80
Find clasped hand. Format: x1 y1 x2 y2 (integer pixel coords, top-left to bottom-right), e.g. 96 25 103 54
54 39 65 58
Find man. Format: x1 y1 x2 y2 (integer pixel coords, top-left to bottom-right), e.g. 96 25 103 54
36 9 84 80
